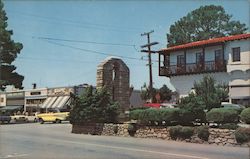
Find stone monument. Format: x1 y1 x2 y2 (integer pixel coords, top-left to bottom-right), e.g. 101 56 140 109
96 57 130 119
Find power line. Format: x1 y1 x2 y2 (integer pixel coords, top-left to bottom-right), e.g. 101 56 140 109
43 40 147 62
33 36 136 47
7 10 146 33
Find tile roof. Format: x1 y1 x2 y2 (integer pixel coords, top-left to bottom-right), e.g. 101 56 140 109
159 33 250 53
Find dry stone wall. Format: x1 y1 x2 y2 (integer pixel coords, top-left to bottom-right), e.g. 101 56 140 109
72 123 249 147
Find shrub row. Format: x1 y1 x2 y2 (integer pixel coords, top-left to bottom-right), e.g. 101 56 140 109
206 108 239 124
129 108 195 125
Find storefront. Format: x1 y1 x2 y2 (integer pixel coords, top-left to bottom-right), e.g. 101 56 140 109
40 87 73 112
25 88 48 114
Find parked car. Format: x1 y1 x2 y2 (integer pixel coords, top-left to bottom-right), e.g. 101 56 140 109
0 115 11 124
11 114 29 123
37 112 69 124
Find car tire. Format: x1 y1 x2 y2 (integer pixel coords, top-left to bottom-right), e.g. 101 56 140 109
39 118 44 124
55 119 61 123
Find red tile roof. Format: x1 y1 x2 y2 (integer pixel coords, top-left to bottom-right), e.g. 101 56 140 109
159 33 250 53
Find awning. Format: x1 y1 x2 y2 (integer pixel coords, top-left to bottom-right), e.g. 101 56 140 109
0 105 23 111
25 95 47 99
51 96 64 108
40 96 70 109
40 97 57 108
54 96 70 109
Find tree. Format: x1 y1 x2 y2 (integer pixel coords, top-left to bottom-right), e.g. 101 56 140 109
69 86 119 124
0 0 24 90
167 5 248 46
193 75 228 111
141 83 172 103
159 84 172 102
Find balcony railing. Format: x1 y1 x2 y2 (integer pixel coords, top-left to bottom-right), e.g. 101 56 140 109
160 60 226 76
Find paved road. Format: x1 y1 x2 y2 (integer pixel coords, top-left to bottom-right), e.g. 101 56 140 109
0 123 249 159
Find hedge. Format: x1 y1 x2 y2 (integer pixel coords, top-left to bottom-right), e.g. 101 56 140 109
206 108 239 124
240 108 250 124
129 108 194 125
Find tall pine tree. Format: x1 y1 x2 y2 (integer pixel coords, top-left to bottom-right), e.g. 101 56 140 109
0 0 24 90
167 5 248 47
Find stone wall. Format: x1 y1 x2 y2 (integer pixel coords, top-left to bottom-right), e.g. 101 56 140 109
72 124 249 147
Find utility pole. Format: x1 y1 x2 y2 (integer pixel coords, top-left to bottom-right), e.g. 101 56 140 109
141 30 158 102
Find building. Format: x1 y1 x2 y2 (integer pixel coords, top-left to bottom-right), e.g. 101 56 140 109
25 88 48 114
40 84 89 112
158 33 250 105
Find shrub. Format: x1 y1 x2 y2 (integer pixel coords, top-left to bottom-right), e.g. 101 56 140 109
169 126 194 140
169 125 182 140
113 125 118 134
179 127 194 139
240 108 250 124
196 126 209 141
206 108 239 124
235 127 250 143
219 123 239 130
128 123 137 136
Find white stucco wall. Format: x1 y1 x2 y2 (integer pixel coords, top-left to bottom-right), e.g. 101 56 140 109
226 39 250 72
170 72 230 98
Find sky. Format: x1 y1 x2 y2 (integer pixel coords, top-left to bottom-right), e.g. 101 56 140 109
2 0 250 90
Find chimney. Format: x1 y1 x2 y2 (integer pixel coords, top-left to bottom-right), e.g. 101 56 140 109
32 83 37 89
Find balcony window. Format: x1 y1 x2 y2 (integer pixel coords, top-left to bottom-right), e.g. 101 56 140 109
196 52 204 64
232 47 240 62
164 55 170 66
215 49 223 61
177 55 185 66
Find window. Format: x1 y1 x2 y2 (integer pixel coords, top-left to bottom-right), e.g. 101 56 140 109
31 92 41 95
215 49 223 61
164 55 170 66
232 47 240 62
0 98 4 103
177 55 185 66
196 52 204 64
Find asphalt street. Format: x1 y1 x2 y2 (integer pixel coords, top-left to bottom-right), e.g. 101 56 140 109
0 123 249 159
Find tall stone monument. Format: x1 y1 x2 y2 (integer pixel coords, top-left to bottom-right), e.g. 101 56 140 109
96 57 130 119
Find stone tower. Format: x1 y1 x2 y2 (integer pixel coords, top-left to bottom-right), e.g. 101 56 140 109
96 57 130 113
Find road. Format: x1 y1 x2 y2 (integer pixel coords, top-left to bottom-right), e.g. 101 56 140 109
0 123 249 159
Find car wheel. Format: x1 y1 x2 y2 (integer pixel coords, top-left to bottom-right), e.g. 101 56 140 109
55 119 61 123
39 118 44 124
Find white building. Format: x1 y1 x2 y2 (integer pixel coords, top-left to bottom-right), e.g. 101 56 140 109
158 33 250 105
25 88 48 113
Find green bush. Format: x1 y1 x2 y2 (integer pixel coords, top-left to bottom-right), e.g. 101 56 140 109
113 125 118 134
235 127 250 143
219 123 239 130
128 123 137 136
179 127 194 139
206 108 239 124
240 108 250 124
169 125 182 140
196 126 209 141
169 126 194 140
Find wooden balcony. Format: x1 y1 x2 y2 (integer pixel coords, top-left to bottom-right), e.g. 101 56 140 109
159 60 226 76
